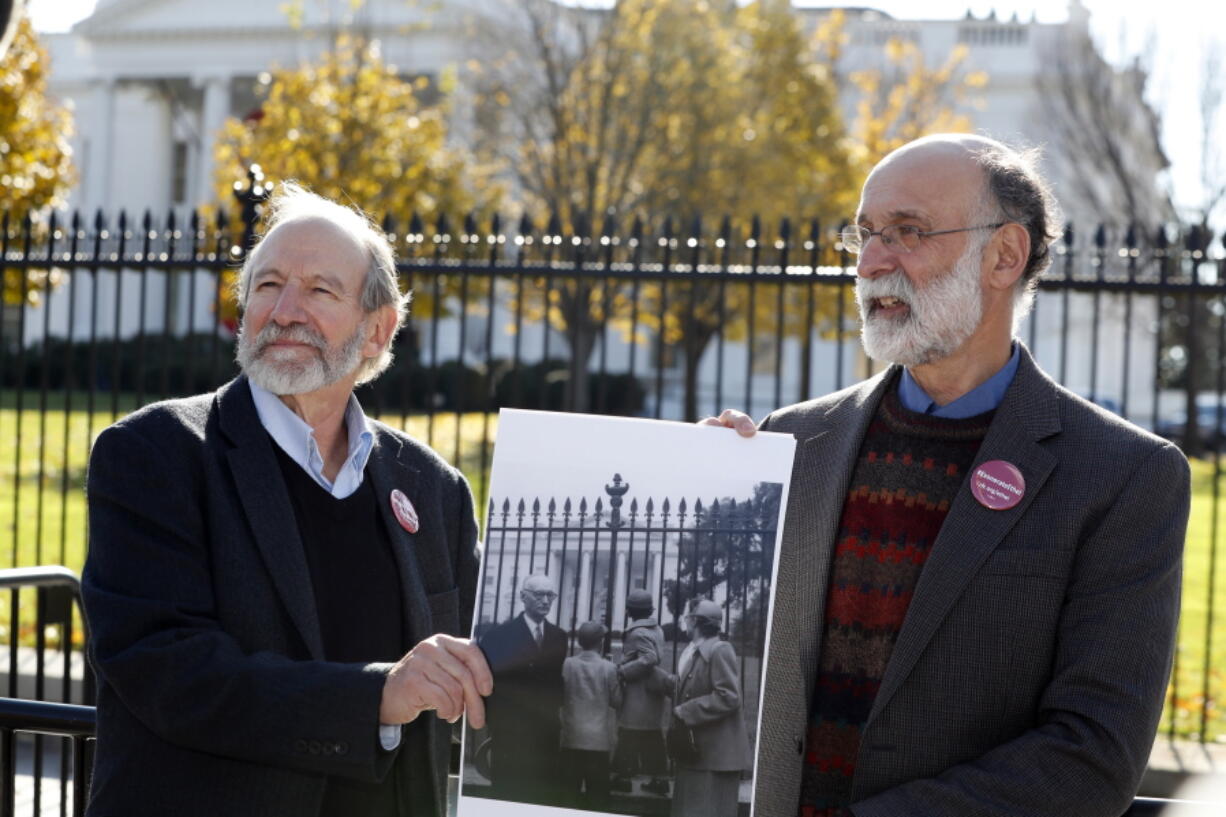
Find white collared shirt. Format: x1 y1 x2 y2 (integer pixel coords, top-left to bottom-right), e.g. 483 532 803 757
247 379 400 750
248 380 375 499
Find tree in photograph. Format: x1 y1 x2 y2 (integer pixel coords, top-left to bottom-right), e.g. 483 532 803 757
662 481 783 642
0 14 76 306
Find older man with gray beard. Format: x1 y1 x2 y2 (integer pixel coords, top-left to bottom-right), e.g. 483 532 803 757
709 134 1189 817
83 183 492 817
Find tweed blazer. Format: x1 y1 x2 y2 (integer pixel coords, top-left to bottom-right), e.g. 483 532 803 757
751 345 1190 817
82 376 479 817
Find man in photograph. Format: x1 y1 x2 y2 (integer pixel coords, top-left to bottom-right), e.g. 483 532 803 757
478 573 568 805
83 184 491 817
612 587 671 797
708 134 1190 816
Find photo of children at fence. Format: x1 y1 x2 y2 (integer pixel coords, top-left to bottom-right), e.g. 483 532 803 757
459 472 786 817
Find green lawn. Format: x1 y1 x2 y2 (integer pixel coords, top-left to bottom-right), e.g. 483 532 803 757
1 401 1223 740
1158 457 1226 743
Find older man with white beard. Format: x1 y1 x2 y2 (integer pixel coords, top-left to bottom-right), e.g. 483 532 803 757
708 134 1190 817
83 183 492 817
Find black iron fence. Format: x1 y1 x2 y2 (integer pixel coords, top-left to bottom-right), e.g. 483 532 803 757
1 195 1225 766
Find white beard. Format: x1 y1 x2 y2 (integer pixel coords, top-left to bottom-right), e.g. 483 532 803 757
854 236 986 367
236 319 367 395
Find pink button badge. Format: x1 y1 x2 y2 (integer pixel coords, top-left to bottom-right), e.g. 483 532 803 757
970 460 1025 511
390 489 420 533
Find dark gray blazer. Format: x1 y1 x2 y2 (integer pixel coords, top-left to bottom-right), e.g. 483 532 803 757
82 376 479 817
752 345 1190 817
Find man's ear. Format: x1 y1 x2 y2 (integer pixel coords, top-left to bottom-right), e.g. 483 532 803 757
364 305 398 359
985 223 1030 291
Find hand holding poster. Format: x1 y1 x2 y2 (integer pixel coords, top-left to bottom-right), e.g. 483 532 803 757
459 409 795 817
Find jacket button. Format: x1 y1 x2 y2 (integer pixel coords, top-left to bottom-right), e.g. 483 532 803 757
294 739 307 754
322 742 334 756
309 740 322 755
336 741 349 756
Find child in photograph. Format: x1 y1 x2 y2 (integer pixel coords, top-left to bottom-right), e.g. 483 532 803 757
613 588 672 797
560 621 623 810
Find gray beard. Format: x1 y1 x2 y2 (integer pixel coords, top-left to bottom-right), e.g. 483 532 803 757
854 236 986 367
235 319 366 395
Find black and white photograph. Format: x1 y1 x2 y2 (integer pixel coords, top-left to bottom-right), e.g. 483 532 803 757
459 409 795 817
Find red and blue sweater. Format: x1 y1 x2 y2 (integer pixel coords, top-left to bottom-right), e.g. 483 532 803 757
798 384 992 817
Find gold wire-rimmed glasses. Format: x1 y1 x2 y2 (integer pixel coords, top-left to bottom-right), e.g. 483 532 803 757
839 222 1004 255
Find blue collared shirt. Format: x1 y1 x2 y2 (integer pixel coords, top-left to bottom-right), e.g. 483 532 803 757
247 380 400 750
898 343 1020 418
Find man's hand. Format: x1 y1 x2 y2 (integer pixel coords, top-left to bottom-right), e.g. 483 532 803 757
698 408 757 437
379 634 493 728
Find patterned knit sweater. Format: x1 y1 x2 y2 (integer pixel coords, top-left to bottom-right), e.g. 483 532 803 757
798 384 993 817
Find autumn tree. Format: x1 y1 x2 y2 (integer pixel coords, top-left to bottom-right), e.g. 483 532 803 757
465 2 991 416
0 14 76 306
1035 23 1174 231
211 30 500 330
829 12 988 175
214 35 497 220
468 0 860 414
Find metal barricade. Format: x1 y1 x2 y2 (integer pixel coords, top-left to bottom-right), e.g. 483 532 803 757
0 568 93 817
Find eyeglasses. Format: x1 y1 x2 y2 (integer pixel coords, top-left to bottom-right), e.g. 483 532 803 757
524 590 557 601
839 223 1004 255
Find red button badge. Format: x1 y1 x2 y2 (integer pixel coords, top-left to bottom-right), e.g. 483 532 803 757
390 489 419 533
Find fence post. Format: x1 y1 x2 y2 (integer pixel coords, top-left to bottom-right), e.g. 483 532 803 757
603 474 629 653
233 164 272 257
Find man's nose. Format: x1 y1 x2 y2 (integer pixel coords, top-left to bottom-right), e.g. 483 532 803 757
856 236 898 279
269 284 307 325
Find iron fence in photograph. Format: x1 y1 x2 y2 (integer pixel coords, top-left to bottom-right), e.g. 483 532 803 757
476 474 782 696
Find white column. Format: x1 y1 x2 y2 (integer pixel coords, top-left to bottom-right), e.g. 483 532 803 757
612 550 628 629
578 551 593 621
195 75 230 208
85 78 116 211
651 552 664 611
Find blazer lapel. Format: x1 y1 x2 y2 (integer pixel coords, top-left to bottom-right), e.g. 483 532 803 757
217 377 325 659
868 347 1061 723
365 430 432 647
